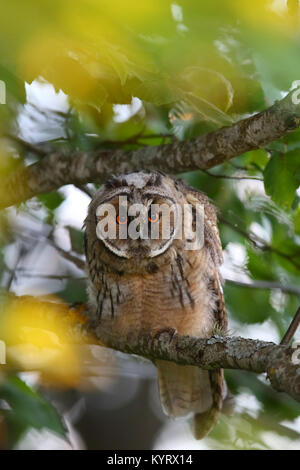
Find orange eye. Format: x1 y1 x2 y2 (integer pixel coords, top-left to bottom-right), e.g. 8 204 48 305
148 212 159 223
117 215 128 224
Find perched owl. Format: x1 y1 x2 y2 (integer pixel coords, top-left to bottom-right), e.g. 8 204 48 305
84 170 228 438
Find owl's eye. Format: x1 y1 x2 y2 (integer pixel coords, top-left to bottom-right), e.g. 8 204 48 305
148 210 160 223
117 214 128 224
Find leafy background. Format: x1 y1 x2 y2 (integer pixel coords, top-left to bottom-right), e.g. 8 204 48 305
0 0 299 449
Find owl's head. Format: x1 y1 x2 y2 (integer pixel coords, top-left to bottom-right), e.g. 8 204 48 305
84 171 213 274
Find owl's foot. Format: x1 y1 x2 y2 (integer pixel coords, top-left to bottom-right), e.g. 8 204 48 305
150 327 177 344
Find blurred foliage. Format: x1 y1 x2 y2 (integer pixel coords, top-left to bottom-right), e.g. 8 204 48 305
0 0 299 450
0 295 86 386
264 151 300 209
0 375 66 448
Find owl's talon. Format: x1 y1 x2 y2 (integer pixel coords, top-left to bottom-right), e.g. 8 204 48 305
142 332 152 346
151 327 177 344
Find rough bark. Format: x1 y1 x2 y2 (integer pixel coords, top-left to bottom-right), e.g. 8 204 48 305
92 328 300 403
1 89 300 210
2 293 299 403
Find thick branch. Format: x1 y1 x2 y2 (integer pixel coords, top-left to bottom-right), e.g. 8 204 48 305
1 89 300 209
2 293 299 403
92 328 300 403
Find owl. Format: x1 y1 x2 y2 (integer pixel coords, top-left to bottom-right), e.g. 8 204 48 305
84 170 228 438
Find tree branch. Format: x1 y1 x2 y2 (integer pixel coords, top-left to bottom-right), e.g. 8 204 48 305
1 89 300 210
220 216 300 271
92 328 300 403
281 306 300 345
201 169 263 181
2 293 299 403
49 241 85 271
3 132 47 157
226 279 300 296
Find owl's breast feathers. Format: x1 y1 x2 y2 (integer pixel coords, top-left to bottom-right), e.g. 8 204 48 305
87 244 222 341
87 244 227 437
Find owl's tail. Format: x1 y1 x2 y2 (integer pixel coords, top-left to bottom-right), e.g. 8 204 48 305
156 360 224 439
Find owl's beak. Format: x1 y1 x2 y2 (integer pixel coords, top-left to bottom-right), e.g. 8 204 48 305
135 220 149 240
129 238 151 258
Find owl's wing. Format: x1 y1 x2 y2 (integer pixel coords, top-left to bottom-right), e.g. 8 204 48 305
173 179 228 438
187 190 222 260
173 177 223 265
209 273 228 332
174 178 227 331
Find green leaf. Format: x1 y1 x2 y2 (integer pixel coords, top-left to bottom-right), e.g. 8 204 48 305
226 370 300 424
293 205 300 235
224 284 273 324
38 192 64 211
59 279 87 304
0 376 66 447
246 247 276 281
180 66 234 112
67 226 84 254
263 151 300 209
130 77 181 106
242 149 269 169
0 65 26 103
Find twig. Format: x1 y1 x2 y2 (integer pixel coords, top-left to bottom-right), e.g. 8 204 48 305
202 169 263 181
220 216 300 271
4 244 26 290
12 270 86 281
13 227 86 272
49 242 85 271
226 278 300 296
229 162 264 173
27 102 69 120
280 306 300 345
96 131 173 147
76 185 95 198
3 133 47 157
